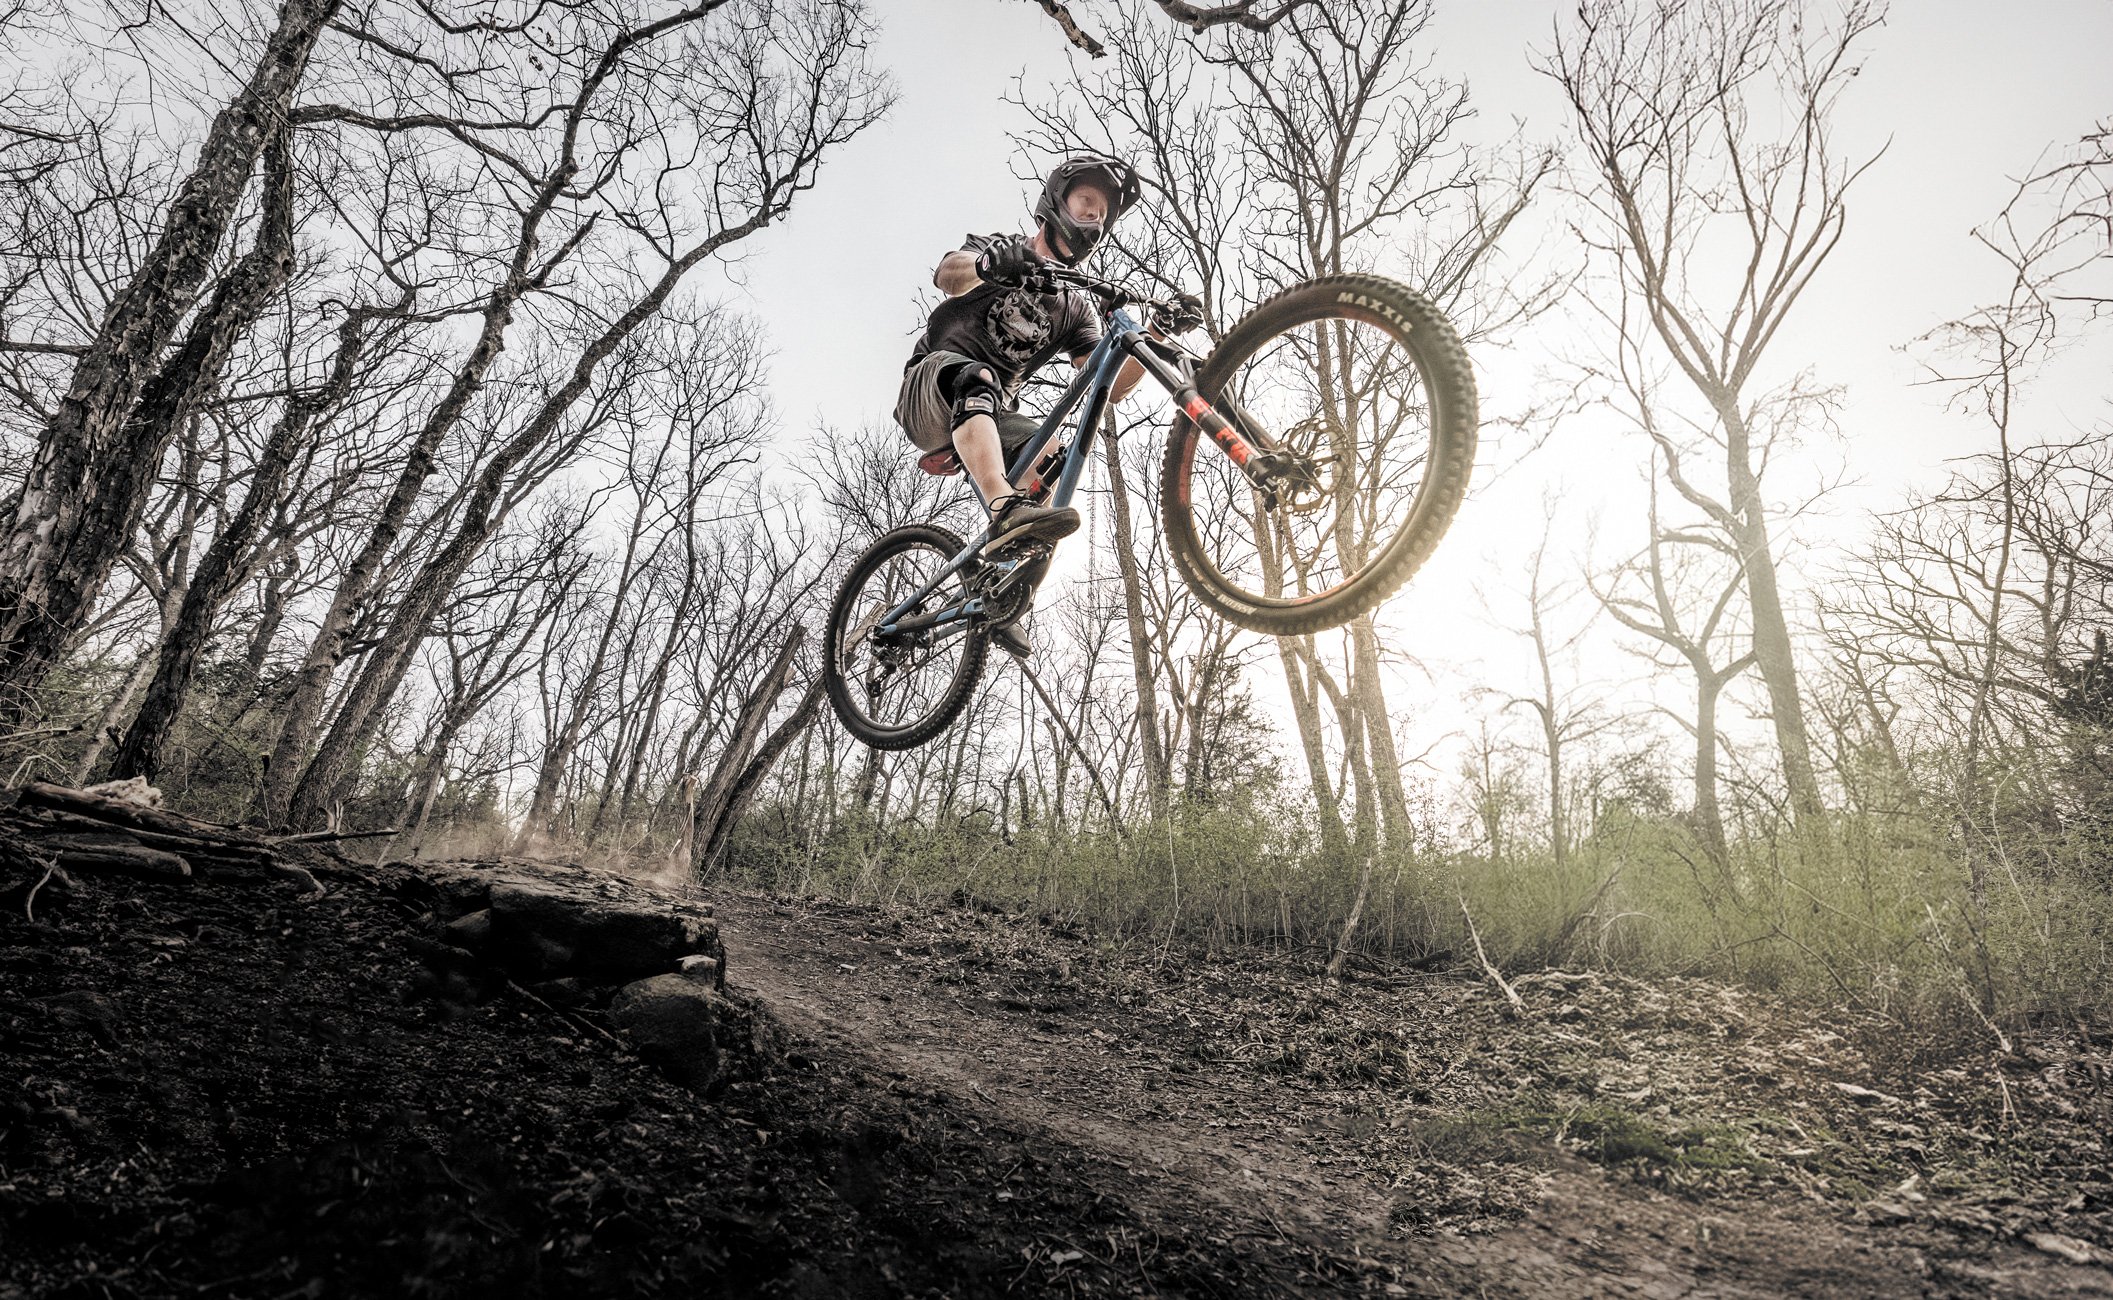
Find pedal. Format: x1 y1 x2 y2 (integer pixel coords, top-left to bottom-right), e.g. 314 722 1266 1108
980 517 1074 558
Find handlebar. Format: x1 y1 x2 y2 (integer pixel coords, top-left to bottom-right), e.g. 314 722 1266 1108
1002 262 1177 319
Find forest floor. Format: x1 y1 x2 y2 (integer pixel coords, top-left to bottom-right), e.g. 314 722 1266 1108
2 843 2109 1298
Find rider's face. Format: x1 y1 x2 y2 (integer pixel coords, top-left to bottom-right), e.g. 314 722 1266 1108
1049 180 1115 258
1065 181 1112 227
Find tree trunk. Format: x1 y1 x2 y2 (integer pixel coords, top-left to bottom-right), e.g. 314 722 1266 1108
1101 422 1169 819
244 536 297 679
402 712 466 855
582 621 645 840
1278 638 1350 861
1304 639 1375 859
1518 556 1571 866
1693 669 1728 865
252 159 603 825
280 212 772 829
853 747 880 809
1324 853 1376 981
74 649 162 784
1350 614 1412 850
111 299 367 781
521 508 653 845
255 291 534 823
1540 706 1566 867
1723 392 1820 821
0 0 337 724
1182 648 1219 797
691 627 808 873
612 559 700 833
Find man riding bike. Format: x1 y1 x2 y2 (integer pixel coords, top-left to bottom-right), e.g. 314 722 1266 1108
832 161 1478 753
893 153 1199 656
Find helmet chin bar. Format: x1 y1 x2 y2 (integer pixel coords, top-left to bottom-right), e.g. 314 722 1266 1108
1042 217 1104 266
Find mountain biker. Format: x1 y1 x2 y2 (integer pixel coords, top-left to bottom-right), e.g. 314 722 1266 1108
894 154 1198 656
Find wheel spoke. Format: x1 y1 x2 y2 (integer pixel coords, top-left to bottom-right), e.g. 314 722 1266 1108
826 525 990 749
1184 313 1435 603
1159 277 1477 634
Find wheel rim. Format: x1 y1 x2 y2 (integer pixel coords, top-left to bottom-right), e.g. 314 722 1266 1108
835 538 976 736
1178 311 1439 612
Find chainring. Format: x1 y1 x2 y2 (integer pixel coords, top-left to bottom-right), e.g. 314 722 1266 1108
974 546 1051 630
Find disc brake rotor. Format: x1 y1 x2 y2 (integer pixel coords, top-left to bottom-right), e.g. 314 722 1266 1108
1261 415 1337 514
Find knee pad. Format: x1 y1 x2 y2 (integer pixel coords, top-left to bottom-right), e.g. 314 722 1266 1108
946 362 1002 432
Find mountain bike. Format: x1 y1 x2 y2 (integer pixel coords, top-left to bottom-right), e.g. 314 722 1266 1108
824 267 1478 751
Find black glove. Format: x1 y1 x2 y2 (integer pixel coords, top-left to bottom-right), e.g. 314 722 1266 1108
975 236 1044 289
1153 291 1205 335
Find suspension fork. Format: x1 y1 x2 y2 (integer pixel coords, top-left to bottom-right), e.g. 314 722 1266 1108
1124 336 1272 483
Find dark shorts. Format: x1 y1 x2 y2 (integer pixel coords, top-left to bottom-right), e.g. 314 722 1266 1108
895 350 1040 459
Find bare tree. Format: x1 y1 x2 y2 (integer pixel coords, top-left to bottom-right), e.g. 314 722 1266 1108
2021 119 2111 318
1591 464 1757 863
110 291 416 780
1832 438 2113 808
0 0 342 724
1021 0 1554 860
255 0 744 823
1457 719 1534 866
1823 124 2113 877
1546 0 1887 821
401 504 591 852
690 624 825 873
1022 0 1323 59
1482 513 1610 866
1100 411 1172 819
515 316 768 843
257 0 888 827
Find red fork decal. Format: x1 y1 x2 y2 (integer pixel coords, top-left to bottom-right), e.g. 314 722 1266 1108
1184 394 1251 467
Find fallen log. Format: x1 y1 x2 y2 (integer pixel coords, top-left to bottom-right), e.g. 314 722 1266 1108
18 809 275 864
17 782 267 849
7 783 385 890
275 827 398 844
1459 898 1524 1017
48 842 192 879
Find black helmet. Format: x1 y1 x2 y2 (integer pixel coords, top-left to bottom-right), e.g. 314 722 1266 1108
1034 154 1141 266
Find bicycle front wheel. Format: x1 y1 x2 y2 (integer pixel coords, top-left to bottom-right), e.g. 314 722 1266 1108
1160 274 1478 636
825 523 987 751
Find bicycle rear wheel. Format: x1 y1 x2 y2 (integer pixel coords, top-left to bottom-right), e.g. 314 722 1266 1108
1159 274 1478 636
825 523 987 751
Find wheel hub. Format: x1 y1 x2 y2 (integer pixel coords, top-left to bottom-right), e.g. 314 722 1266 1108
1255 417 1336 514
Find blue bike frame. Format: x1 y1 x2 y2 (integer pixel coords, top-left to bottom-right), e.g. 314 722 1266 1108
873 307 1153 644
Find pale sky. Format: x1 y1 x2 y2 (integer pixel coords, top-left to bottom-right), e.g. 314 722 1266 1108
735 0 2113 468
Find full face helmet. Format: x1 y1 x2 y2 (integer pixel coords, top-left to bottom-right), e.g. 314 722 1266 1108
1034 154 1142 266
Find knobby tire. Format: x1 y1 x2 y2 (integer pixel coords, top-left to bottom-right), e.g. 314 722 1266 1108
825 523 987 751
1159 274 1479 636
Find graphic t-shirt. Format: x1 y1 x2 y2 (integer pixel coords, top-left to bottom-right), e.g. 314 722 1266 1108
906 232 1103 398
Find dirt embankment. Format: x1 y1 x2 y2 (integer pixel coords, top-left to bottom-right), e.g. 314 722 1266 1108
2 839 2108 1298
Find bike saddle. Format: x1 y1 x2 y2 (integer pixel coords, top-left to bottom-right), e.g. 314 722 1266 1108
917 448 963 477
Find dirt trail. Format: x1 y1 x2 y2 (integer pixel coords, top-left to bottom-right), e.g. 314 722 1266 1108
717 890 2113 1299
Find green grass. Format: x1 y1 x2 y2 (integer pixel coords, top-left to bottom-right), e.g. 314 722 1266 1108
1408 1100 1764 1175
718 792 2113 1043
